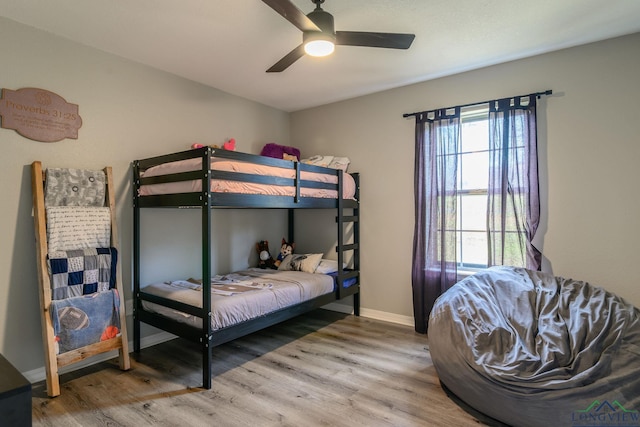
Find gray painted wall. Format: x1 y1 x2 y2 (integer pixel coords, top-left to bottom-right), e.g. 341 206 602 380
0 17 290 373
291 32 640 318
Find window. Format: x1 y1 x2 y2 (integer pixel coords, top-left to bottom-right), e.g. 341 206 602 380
457 106 490 270
456 104 531 271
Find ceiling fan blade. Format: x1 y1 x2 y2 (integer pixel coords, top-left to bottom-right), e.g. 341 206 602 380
336 31 415 49
262 0 321 32
267 44 306 73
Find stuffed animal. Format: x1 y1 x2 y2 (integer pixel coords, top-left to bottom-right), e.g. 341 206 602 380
256 240 276 269
191 138 236 151
274 238 295 268
260 143 301 161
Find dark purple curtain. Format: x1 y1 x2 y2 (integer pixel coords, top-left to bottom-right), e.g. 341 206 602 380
412 108 460 334
412 94 542 334
487 95 542 270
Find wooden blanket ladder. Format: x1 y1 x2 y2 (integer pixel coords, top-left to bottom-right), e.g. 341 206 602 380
31 161 130 397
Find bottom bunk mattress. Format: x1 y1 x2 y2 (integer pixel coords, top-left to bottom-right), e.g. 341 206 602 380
141 269 337 331
428 266 640 427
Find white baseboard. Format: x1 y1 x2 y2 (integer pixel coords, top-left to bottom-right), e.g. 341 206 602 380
22 305 413 383
322 302 415 327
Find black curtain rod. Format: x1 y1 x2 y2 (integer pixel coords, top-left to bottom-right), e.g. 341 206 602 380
402 89 553 119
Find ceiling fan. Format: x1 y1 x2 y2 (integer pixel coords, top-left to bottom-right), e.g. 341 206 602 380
262 0 415 72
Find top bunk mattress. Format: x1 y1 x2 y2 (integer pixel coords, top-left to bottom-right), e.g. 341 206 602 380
138 156 356 200
141 269 335 331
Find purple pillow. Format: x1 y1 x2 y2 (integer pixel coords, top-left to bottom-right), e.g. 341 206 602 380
260 143 301 161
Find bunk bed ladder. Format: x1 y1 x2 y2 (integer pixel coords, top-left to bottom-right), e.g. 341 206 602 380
336 172 360 315
31 161 130 397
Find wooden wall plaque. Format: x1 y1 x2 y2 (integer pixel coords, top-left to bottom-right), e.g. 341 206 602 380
0 88 83 142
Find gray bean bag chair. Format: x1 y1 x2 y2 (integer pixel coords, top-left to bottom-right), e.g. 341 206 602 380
428 266 640 427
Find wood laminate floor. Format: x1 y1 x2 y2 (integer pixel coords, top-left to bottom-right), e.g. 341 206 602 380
31 310 487 427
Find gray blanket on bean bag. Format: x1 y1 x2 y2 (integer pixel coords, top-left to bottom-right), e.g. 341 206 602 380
428 266 640 427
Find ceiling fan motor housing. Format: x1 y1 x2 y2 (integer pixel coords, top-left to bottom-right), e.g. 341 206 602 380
305 8 335 42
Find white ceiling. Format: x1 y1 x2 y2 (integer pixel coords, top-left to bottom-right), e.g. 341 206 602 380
2 0 640 112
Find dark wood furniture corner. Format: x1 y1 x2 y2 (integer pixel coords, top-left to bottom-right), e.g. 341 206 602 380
0 353 32 426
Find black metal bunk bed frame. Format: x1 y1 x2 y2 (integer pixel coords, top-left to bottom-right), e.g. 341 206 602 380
132 147 360 389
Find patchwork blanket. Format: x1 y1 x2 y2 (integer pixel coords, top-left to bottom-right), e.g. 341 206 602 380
49 289 121 354
45 168 106 207
48 247 118 300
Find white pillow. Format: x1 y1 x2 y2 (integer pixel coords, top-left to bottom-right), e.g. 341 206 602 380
302 155 350 172
278 253 323 273
302 155 334 168
328 157 350 172
314 259 339 274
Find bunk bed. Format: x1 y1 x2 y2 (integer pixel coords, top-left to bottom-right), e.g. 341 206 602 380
132 147 360 389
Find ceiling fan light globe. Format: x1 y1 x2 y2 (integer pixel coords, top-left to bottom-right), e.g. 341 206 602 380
304 39 335 57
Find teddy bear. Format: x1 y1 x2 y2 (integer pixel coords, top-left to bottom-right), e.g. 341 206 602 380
274 238 295 268
256 240 276 269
